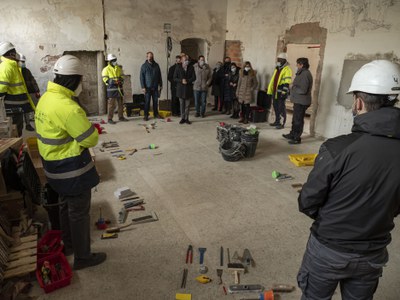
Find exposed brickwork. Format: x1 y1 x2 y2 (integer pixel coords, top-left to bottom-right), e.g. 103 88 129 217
224 40 243 67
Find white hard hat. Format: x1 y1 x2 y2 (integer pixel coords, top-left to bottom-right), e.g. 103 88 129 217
17 52 26 62
347 60 400 95
106 53 117 61
0 41 15 56
277 53 288 60
53 55 84 76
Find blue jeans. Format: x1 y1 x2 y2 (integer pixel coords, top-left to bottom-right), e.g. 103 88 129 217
144 89 159 117
194 90 207 115
298 234 387 300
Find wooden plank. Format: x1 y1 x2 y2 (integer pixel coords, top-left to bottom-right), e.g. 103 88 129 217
7 255 36 269
3 262 36 279
10 241 36 253
0 138 23 158
19 235 37 243
8 248 36 260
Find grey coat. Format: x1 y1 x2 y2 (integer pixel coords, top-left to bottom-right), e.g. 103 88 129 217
290 68 313 106
193 63 212 91
236 69 258 104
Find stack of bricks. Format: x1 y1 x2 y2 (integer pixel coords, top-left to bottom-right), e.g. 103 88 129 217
224 40 243 67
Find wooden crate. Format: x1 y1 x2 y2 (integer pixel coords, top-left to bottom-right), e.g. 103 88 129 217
0 118 12 139
3 231 37 280
0 191 24 221
0 138 24 195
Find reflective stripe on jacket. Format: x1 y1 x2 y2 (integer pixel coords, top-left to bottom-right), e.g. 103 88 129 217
102 63 123 98
0 56 31 106
35 81 99 195
267 64 292 100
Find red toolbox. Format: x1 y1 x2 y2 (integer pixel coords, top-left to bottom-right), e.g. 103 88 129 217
37 230 64 259
36 252 72 293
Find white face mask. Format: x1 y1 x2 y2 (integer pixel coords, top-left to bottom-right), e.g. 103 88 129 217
74 82 83 97
111 61 117 66
19 62 26 68
199 60 205 66
276 62 282 67
231 67 236 73
183 60 189 66
244 67 250 72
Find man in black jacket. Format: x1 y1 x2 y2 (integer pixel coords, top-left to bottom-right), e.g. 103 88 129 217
173 55 196 124
140 52 162 121
168 55 181 116
297 60 400 300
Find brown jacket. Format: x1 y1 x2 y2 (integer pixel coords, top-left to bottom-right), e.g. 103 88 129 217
236 69 258 104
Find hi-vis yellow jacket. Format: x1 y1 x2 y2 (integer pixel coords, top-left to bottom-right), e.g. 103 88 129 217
35 81 99 195
102 63 123 98
267 64 292 100
0 56 34 109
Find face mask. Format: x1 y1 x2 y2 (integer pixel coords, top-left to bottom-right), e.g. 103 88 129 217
19 62 26 68
148 58 154 63
276 62 282 67
231 67 236 73
216 64 221 70
244 67 250 72
183 60 189 66
225 61 230 65
199 61 205 66
111 61 117 66
295 68 298 73
74 82 83 97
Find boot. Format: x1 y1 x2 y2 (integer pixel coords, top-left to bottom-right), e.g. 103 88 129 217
226 110 231 115
73 252 107 270
238 118 244 123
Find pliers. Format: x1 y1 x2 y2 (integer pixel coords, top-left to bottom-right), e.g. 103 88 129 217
186 245 193 264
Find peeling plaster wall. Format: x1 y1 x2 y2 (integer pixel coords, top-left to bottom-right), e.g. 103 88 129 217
227 0 400 138
0 0 104 93
104 0 228 99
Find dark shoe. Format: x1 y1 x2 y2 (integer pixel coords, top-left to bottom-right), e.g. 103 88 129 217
282 133 294 140
119 117 128 122
221 110 226 114
269 122 279 126
211 107 217 111
226 110 231 115
108 119 116 124
25 124 35 131
288 139 301 144
243 119 248 124
73 252 107 270
179 119 185 124
155 115 163 119
275 124 284 129
143 116 149 121
201 114 205 118
185 119 192 125
238 118 244 123
195 113 200 117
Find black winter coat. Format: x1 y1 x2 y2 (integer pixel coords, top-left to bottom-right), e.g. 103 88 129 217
210 69 221 97
173 64 196 99
299 107 400 254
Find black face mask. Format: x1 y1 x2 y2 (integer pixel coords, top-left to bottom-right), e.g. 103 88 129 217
224 61 231 65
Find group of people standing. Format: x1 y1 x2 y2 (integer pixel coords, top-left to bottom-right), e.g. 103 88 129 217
168 54 260 125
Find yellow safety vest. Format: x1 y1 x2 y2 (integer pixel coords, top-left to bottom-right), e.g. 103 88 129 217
102 63 123 98
267 65 292 100
35 81 99 195
0 56 33 108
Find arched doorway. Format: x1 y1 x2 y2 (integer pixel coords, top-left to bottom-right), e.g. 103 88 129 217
181 38 208 61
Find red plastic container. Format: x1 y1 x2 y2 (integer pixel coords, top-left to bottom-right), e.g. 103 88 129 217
37 230 64 259
36 252 72 293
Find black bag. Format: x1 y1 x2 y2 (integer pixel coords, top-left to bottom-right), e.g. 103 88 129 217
1 148 23 192
257 90 271 110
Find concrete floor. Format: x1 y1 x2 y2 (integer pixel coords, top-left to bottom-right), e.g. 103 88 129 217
29 110 400 300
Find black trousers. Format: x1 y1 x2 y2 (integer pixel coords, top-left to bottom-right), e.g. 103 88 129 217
240 103 250 120
171 85 180 115
290 103 309 140
298 234 387 300
272 97 287 125
60 189 92 259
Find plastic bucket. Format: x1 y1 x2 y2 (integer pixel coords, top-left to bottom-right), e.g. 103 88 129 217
219 140 245 162
241 132 259 158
